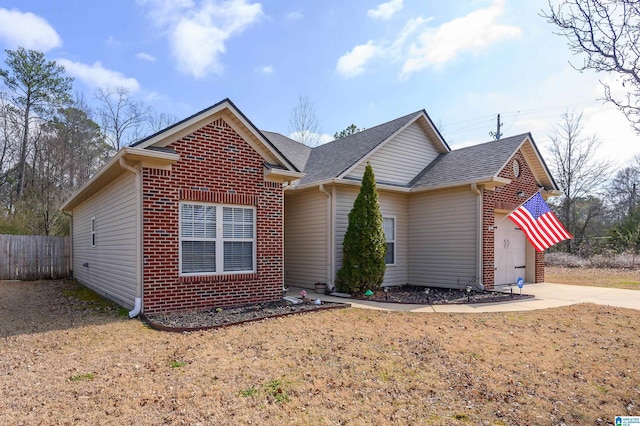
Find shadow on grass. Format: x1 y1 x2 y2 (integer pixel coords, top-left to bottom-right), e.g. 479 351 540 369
0 279 129 338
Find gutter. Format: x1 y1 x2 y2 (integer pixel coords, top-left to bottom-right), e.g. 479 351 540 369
63 211 73 278
291 176 511 194
470 183 486 291
119 157 143 318
319 184 334 291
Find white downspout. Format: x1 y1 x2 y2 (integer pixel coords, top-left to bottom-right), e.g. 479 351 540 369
119 157 143 318
319 184 334 290
471 183 486 291
63 211 73 278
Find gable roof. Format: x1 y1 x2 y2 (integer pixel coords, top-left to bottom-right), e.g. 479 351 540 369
132 98 299 172
410 133 558 191
63 99 305 212
264 110 449 186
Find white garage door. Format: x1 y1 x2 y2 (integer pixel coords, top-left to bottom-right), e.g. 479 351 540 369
494 214 526 286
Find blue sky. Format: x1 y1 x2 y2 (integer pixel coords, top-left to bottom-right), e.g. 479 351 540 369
0 0 637 167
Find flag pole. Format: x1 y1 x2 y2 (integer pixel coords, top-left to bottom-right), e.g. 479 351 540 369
490 189 542 231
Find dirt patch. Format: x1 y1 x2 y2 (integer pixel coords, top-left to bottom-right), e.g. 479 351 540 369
1 279 639 425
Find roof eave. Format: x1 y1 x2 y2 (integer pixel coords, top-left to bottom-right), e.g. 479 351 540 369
288 178 411 193
61 147 180 212
264 166 306 184
410 176 511 193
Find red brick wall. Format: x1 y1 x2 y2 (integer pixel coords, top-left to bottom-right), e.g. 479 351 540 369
482 151 545 288
142 117 284 313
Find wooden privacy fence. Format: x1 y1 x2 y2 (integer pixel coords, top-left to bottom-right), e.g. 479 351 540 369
0 234 71 280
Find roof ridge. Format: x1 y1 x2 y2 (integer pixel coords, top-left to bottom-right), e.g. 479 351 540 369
450 133 530 153
312 110 423 151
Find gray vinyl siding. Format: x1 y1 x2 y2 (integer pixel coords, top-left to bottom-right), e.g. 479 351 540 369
347 122 440 184
408 188 478 288
72 172 138 308
284 189 328 289
335 186 408 287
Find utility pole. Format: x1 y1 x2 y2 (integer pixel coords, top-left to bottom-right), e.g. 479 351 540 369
489 114 503 140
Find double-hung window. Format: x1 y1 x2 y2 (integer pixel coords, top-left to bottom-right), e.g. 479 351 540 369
180 202 255 275
383 216 395 265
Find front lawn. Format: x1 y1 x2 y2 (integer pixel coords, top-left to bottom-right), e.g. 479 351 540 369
1 280 638 424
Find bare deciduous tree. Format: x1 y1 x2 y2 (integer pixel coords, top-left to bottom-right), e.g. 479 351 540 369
147 111 178 133
543 0 640 134
95 86 151 152
288 95 323 147
609 157 640 219
548 110 611 252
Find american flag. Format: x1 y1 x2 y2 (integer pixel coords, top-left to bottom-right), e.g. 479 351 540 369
508 192 572 252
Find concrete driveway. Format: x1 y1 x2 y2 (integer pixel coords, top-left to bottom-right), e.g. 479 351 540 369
288 283 640 313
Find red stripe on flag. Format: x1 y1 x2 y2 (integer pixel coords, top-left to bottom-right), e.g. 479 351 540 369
508 210 548 251
507 200 572 252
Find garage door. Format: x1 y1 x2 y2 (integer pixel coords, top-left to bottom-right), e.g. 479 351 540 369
494 214 526 286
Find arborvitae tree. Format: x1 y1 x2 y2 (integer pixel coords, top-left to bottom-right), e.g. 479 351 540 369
337 163 386 294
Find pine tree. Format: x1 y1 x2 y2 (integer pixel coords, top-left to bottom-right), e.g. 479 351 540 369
336 163 386 294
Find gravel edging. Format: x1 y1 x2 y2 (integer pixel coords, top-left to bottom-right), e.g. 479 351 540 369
141 301 349 333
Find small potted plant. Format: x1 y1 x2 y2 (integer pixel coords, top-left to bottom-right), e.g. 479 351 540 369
314 282 327 294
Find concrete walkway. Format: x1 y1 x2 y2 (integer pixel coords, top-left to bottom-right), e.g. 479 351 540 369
287 283 640 313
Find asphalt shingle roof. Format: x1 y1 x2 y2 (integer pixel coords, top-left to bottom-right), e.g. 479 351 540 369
261 131 312 172
410 133 529 189
274 111 423 185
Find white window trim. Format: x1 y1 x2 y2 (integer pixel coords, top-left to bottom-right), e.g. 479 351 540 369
179 201 256 276
383 215 396 266
90 217 96 247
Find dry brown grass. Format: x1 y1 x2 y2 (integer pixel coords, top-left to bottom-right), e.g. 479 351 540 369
1 280 639 425
546 266 640 290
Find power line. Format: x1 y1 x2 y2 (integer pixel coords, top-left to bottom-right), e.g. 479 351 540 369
442 99 603 137
442 99 601 134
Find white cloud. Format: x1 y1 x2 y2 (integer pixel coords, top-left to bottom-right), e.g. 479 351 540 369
56 59 140 92
139 0 263 78
256 65 273 74
367 0 403 21
336 41 381 78
286 11 303 21
136 52 157 62
0 8 61 51
337 1 519 80
401 0 521 77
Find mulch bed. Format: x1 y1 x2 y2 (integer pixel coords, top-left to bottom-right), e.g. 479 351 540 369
142 285 534 332
352 285 534 305
142 299 347 332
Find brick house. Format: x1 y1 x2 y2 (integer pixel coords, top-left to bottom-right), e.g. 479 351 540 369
62 99 303 315
62 99 560 315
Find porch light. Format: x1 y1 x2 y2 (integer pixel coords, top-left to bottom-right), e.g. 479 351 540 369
465 286 472 302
